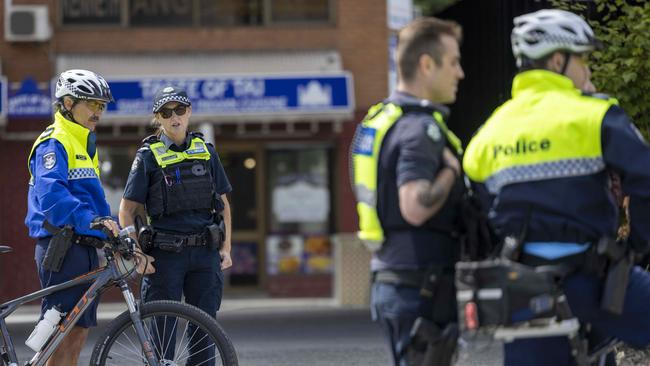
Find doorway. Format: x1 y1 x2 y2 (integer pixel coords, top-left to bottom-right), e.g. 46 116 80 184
217 144 266 290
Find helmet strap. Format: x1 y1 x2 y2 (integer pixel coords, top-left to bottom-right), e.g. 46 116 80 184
59 98 80 124
559 52 571 76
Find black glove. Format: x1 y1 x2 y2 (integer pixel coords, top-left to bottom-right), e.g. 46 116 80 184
90 216 116 238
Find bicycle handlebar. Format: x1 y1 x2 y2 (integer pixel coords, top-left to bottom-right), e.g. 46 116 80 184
89 218 136 260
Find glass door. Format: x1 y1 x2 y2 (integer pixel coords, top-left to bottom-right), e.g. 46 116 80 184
216 144 266 289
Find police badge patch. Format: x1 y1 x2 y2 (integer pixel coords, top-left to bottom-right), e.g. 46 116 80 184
130 156 140 173
427 124 441 142
43 152 56 170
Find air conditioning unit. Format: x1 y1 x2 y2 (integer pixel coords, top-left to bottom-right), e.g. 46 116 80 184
5 5 52 42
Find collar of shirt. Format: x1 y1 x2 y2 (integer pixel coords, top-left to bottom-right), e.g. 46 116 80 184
54 111 94 156
386 91 451 120
160 133 191 152
512 69 579 98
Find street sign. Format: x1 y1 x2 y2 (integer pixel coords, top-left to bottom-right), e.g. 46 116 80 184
8 77 51 118
103 72 355 120
0 76 7 121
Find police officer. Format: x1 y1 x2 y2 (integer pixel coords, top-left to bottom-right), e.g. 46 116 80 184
463 9 650 365
351 17 465 366
119 86 232 365
26 69 120 366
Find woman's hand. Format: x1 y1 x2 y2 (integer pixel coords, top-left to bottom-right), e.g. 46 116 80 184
135 251 156 275
220 249 232 270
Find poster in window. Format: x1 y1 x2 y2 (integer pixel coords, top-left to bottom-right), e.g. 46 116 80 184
272 178 329 223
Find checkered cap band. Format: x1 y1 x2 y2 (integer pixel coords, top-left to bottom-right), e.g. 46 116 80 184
485 157 605 194
68 168 98 180
152 91 191 113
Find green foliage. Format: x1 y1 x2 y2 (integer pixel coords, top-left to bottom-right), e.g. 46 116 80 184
552 0 650 136
414 0 460 15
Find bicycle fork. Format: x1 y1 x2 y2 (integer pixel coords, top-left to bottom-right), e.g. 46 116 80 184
118 280 158 366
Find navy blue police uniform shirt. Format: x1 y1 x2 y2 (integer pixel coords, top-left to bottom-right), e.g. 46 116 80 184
371 91 461 272
123 133 232 234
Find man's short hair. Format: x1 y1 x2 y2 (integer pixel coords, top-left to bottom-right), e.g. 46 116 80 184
397 17 462 83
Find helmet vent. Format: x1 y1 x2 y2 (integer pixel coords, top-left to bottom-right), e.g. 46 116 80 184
560 26 577 35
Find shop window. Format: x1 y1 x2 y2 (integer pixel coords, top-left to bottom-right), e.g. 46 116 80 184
269 0 331 23
61 0 331 27
199 0 263 26
129 0 193 27
61 0 122 25
266 148 333 297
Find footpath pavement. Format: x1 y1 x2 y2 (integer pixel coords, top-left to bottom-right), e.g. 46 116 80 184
4 297 339 324
4 297 502 365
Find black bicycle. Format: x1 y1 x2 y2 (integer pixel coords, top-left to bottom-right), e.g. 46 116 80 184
0 224 238 366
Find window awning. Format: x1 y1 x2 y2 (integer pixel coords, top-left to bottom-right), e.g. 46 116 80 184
57 50 343 76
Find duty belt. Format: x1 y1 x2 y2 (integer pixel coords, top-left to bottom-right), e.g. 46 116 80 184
73 235 104 248
520 244 607 277
154 232 209 247
43 220 104 248
374 270 426 288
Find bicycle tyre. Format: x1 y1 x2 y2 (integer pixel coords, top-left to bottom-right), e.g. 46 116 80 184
90 300 238 366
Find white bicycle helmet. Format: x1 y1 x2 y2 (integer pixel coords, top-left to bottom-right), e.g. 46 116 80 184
512 9 601 67
55 69 113 103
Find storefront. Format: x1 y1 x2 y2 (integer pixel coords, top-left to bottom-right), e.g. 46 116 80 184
90 71 354 297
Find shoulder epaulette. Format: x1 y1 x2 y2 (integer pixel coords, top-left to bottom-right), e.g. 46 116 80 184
141 134 159 145
189 131 205 140
38 126 55 140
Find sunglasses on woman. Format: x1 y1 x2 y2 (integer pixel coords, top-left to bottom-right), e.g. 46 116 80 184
158 105 188 119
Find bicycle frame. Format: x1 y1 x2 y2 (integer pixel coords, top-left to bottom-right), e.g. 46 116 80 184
0 251 157 366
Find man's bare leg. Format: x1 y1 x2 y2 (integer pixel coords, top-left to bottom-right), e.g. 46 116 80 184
46 326 88 366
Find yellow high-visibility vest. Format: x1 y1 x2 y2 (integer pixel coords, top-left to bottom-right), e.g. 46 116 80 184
28 111 100 182
463 70 617 195
351 102 462 251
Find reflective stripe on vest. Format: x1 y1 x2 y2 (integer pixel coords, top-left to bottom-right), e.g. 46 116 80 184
463 70 616 195
351 102 462 249
28 111 100 183
149 137 211 168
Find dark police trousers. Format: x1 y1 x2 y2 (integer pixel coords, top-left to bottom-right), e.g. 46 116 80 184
371 277 456 366
505 266 650 365
142 245 223 366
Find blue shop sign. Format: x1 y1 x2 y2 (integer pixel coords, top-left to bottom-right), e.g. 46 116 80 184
104 73 354 118
0 77 7 119
9 77 51 118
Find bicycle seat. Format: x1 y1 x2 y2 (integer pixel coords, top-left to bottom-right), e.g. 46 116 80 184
0 246 13 254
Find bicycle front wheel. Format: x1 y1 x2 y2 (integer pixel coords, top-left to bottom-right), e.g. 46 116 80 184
90 300 238 366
